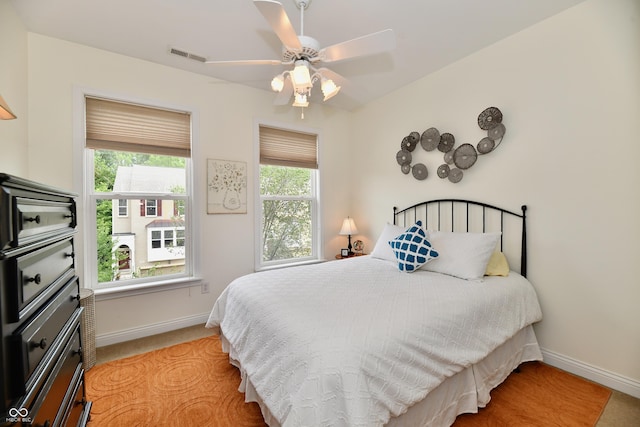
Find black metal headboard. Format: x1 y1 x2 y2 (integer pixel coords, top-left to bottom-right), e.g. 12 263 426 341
393 199 528 277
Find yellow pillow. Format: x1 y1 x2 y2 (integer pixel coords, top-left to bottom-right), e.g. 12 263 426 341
485 251 510 276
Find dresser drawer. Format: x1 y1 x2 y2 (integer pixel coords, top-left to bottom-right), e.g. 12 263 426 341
28 326 83 427
0 187 75 252
59 373 91 427
7 278 80 396
15 197 75 246
3 237 75 323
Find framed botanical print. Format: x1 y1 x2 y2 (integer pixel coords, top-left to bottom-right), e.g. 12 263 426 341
207 159 247 214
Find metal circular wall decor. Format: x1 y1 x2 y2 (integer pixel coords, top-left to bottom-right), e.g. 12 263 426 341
453 143 478 169
412 163 428 180
395 106 506 182
478 107 503 130
421 127 440 151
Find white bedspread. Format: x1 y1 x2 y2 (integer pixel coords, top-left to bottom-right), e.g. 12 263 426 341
206 256 542 427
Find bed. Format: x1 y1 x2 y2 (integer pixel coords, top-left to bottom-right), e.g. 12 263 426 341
206 199 543 426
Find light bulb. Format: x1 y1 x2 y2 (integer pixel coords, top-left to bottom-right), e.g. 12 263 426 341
271 74 285 92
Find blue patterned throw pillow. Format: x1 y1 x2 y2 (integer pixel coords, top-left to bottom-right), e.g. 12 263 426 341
389 221 439 272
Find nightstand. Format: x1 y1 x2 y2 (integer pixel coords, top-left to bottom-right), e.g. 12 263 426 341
335 253 366 259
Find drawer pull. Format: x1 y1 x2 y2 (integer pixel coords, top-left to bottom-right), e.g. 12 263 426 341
24 214 41 224
30 338 48 350
64 251 75 258
26 273 42 284
72 293 81 302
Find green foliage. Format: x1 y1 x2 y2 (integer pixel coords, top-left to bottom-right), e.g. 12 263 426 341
96 199 115 282
260 165 311 196
260 165 313 261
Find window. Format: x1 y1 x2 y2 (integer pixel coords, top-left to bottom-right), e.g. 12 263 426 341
118 199 128 217
82 95 197 291
143 200 158 216
147 224 186 262
256 124 320 269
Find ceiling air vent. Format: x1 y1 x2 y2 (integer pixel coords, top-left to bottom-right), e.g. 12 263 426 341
169 47 206 63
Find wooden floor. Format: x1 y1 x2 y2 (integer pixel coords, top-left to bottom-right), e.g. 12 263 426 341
95 325 640 426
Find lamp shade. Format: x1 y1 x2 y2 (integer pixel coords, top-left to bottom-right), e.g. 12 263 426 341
292 92 309 108
0 95 16 120
291 60 312 91
339 217 358 235
321 77 341 101
271 74 285 92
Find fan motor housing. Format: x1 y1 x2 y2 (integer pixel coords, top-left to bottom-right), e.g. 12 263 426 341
282 35 320 62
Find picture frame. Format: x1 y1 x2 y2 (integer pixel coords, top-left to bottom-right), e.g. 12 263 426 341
341 249 349 257
207 159 247 214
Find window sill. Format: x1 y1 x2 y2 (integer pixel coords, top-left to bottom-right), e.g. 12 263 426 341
93 276 202 301
256 258 326 272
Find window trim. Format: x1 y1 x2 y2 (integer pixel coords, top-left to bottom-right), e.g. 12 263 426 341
254 119 323 271
73 86 202 295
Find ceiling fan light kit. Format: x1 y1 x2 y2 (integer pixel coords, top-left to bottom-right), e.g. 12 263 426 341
291 60 313 90
180 0 395 118
320 76 339 101
293 92 309 108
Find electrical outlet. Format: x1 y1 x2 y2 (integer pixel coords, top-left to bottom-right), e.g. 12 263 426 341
201 281 210 294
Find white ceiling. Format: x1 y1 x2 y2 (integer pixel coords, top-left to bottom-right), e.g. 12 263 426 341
11 0 585 111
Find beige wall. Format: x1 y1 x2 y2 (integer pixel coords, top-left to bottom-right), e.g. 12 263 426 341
3 0 638 394
0 0 28 175
351 0 640 386
18 30 353 341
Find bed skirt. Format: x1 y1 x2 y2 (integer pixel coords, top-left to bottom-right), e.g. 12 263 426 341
219 325 542 427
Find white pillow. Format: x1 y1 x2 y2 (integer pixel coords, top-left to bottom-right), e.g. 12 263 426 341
371 223 407 262
423 231 501 280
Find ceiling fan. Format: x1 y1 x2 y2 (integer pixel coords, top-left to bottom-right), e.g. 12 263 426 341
193 0 395 115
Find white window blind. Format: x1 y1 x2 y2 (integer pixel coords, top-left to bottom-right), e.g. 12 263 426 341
85 96 191 157
259 125 318 169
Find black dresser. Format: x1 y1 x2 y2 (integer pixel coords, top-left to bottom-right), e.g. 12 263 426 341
0 174 91 426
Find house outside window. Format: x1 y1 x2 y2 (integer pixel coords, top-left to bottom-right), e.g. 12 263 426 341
81 94 198 290
256 124 321 269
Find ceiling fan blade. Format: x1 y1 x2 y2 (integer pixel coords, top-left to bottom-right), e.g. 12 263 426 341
316 67 352 97
316 67 367 105
273 75 293 105
205 59 283 65
254 0 302 51
319 29 395 63
316 67 347 87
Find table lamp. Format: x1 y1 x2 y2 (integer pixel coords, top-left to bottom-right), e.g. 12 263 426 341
339 217 358 256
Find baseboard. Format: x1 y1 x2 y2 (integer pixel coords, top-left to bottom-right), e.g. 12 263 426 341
541 347 640 399
96 312 210 347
